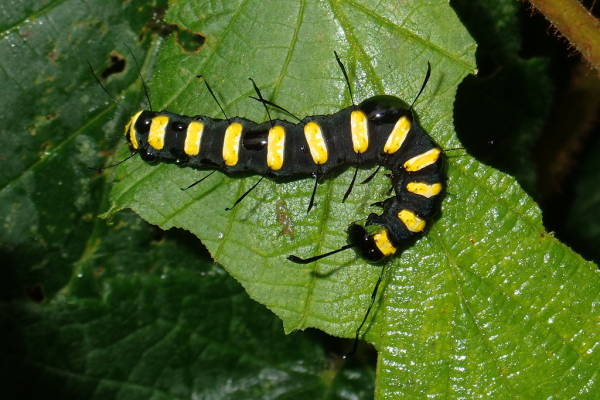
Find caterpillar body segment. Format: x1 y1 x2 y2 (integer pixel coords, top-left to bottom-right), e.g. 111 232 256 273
126 101 436 179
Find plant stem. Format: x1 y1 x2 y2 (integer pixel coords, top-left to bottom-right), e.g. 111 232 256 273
529 0 600 71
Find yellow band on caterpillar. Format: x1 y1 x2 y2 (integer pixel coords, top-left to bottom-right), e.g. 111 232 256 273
384 116 410 154
406 182 442 198
398 209 426 232
184 121 204 156
350 110 369 153
404 148 441 172
148 115 169 150
223 122 243 166
267 125 286 170
304 121 328 164
125 111 144 150
374 229 398 256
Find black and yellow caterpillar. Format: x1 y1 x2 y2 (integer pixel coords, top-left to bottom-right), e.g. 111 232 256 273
124 82 443 264
92 52 444 355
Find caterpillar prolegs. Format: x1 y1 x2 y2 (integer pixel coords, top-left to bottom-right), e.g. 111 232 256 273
92 51 444 357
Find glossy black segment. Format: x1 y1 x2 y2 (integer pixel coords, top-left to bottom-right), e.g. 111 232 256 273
135 111 154 134
139 148 157 162
242 129 269 151
171 121 187 132
347 224 385 263
358 95 412 125
170 148 189 164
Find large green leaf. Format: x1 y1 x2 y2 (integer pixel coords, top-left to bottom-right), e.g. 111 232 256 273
110 0 473 336
3 0 600 398
104 0 600 397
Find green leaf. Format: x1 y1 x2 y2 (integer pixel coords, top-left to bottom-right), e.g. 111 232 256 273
1 216 338 398
3 0 600 398
110 0 475 338
104 0 600 397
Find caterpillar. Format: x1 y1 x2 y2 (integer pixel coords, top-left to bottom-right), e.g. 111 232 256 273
90 50 444 357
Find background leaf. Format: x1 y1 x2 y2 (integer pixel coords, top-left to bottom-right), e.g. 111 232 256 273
2 0 600 399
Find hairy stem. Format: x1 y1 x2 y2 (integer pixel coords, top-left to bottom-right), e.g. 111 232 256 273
529 0 600 71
